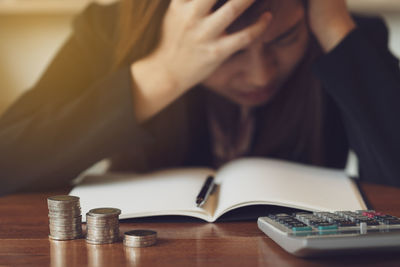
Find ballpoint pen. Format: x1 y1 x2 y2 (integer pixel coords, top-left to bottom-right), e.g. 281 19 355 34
196 176 215 207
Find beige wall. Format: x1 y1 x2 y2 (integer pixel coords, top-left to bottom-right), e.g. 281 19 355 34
0 14 73 114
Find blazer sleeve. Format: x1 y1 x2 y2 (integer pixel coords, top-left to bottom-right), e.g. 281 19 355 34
313 17 400 186
0 4 151 195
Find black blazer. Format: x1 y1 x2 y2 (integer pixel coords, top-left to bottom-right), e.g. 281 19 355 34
1 3 400 195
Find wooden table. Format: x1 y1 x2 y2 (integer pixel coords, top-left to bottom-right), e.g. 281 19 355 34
1 183 400 266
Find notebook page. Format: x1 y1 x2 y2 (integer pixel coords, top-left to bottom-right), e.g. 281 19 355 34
213 158 366 219
70 168 216 222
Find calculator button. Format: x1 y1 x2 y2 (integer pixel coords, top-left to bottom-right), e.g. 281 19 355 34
338 221 357 227
383 219 400 225
365 220 380 226
292 226 312 232
317 224 338 231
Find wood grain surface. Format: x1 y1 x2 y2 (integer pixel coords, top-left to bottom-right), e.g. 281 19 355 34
1 183 400 266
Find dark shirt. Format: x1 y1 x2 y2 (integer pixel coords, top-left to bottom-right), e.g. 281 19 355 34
0 3 399 195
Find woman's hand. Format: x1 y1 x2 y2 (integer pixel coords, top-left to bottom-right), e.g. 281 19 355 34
149 0 272 93
307 0 356 53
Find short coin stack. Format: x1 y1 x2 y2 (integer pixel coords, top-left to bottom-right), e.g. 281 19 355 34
123 230 157 248
86 208 121 244
47 195 83 240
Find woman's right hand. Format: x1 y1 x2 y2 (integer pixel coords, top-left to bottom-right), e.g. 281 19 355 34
131 0 271 123
150 0 272 93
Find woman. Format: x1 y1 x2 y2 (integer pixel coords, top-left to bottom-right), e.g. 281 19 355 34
0 0 399 195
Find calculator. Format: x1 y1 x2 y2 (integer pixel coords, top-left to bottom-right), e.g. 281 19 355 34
257 210 400 257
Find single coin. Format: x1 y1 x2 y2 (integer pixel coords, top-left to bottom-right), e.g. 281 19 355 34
85 222 119 228
49 235 82 241
85 240 116 245
48 205 81 210
49 216 82 225
123 240 157 247
123 239 156 248
86 229 120 236
125 230 157 238
87 208 121 217
86 219 119 224
48 195 80 203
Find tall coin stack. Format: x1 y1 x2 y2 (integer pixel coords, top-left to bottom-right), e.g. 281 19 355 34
47 195 83 240
86 208 121 244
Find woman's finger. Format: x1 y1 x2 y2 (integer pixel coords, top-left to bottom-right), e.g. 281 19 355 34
201 0 256 38
192 0 218 17
214 13 272 59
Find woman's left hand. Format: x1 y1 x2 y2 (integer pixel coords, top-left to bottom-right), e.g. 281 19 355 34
307 0 356 53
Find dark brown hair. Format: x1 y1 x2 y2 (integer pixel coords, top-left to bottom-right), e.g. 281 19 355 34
113 0 325 166
112 0 170 70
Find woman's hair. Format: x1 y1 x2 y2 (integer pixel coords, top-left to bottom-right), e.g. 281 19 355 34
112 0 305 69
112 0 170 70
112 0 325 166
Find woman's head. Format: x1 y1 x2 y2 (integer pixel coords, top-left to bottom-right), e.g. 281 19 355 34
114 0 324 165
202 0 309 107
114 0 309 107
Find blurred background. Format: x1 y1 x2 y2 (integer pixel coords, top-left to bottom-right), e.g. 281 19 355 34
0 0 399 177
0 0 400 115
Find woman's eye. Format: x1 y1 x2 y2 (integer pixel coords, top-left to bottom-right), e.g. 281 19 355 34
232 50 246 57
274 33 300 47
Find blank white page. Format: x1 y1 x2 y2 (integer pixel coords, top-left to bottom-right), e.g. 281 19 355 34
213 158 366 219
70 168 216 221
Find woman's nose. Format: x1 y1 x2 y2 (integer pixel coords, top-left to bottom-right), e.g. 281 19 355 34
245 50 277 88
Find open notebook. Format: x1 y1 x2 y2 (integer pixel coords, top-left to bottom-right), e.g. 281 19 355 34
69 158 367 222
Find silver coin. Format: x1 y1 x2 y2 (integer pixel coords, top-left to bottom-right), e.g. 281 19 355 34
48 211 81 218
86 230 119 236
86 224 119 229
49 226 82 232
123 241 156 247
87 208 121 218
49 225 82 231
50 231 82 237
124 232 156 239
86 236 120 242
50 233 82 239
86 216 119 222
49 234 82 241
124 230 157 238
86 221 119 226
87 235 120 240
86 233 119 239
47 196 80 206
49 217 82 225
86 225 119 230
124 238 157 244
86 219 119 225
123 230 157 247
48 209 81 215
48 206 80 212
48 195 79 202
47 201 81 209
85 239 119 245
123 239 156 248
49 214 81 219
50 228 82 234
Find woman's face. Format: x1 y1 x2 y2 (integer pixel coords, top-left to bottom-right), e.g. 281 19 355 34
202 0 309 107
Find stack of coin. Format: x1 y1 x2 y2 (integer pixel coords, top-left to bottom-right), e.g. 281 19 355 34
123 230 157 248
86 208 121 244
47 195 83 240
